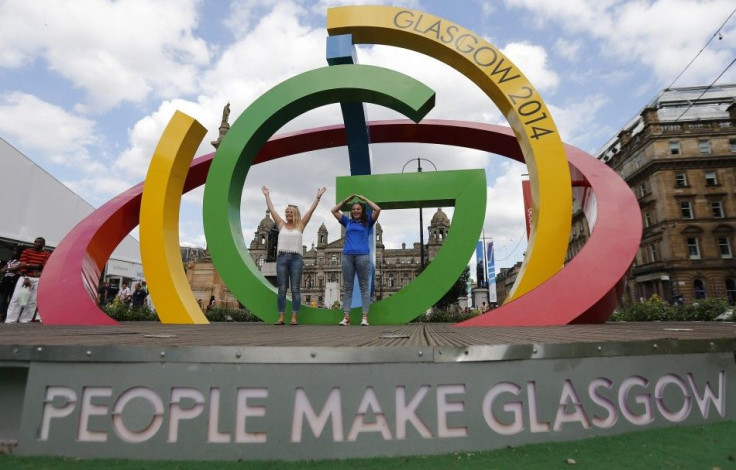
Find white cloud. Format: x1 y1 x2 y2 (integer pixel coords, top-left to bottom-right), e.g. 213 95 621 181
554 38 582 61
504 0 736 85
501 42 560 92
0 0 211 113
0 92 104 171
63 177 132 205
547 94 610 148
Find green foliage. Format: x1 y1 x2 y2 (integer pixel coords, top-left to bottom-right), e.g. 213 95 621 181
102 303 158 321
204 306 262 322
411 306 479 323
102 303 262 322
610 295 732 322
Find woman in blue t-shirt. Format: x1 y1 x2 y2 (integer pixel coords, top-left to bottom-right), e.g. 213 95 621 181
331 194 381 326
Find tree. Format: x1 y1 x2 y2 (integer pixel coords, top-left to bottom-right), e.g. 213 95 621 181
435 265 471 309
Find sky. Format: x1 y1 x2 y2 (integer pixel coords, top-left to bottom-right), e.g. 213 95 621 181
1 0 735 274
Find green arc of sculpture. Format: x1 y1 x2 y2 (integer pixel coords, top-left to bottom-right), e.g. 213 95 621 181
203 64 485 324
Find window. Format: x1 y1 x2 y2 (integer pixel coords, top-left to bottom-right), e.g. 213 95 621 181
649 244 658 262
306 276 313 288
638 183 648 197
730 138 736 153
388 275 394 288
257 256 264 267
674 172 688 187
402 275 409 287
711 200 725 218
719 237 732 259
680 201 694 219
705 171 718 186
726 279 736 304
698 140 712 154
643 211 652 228
669 141 681 155
693 279 706 299
687 237 700 259
330 254 337 265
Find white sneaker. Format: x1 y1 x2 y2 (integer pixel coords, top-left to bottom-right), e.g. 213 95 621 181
338 318 349 326
361 318 369 326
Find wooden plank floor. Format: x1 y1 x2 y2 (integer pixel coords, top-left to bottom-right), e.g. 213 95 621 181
0 322 735 348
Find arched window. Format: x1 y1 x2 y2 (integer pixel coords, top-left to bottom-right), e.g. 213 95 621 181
257 256 264 267
260 235 266 245
693 279 706 299
388 274 394 288
331 255 338 265
329 273 337 283
306 276 313 288
402 275 409 287
727 279 736 304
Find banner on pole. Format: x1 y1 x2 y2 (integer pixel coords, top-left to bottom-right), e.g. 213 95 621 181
487 241 496 303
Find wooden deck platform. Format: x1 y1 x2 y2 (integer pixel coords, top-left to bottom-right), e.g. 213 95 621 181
0 322 734 362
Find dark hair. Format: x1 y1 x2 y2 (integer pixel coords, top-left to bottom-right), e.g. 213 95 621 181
351 202 368 226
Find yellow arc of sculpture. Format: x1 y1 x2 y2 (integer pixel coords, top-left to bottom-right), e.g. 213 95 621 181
140 111 209 324
328 6 572 301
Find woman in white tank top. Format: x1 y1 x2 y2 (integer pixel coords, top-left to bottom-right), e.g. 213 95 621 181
262 186 326 325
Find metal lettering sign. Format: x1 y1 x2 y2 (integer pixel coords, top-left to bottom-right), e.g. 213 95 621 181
19 354 733 460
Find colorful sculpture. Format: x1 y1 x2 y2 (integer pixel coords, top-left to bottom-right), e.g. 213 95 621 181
36 6 641 326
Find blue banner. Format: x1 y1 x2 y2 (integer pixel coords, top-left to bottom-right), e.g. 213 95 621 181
487 241 496 303
475 241 485 287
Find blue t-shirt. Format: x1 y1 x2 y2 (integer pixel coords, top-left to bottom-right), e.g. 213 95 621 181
340 215 376 255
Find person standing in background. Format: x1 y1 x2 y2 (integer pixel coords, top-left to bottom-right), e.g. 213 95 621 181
5 237 51 323
0 246 23 321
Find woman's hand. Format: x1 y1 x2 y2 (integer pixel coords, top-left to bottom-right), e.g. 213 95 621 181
262 186 269 196
316 187 327 199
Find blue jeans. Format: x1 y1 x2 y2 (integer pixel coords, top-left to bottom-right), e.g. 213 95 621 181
276 253 303 313
342 254 371 314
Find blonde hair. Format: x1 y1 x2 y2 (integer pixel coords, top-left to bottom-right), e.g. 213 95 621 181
286 205 303 231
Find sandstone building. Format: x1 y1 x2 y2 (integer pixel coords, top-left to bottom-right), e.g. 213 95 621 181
185 208 451 309
597 85 736 304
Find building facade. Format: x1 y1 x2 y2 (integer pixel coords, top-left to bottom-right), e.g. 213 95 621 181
185 207 451 309
597 85 736 304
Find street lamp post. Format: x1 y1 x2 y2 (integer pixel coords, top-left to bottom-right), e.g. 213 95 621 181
402 158 437 268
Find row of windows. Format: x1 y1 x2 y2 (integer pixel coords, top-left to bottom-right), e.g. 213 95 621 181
301 274 412 289
673 170 719 188
669 138 736 155
692 278 736 302
642 199 727 227
685 236 732 260
642 235 733 264
256 254 419 267
679 199 726 220
637 170 721 199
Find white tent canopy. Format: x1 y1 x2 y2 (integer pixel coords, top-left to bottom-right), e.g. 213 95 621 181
0 137 141 264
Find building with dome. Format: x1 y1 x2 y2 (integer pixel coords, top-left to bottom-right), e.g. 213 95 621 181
185 207 451 309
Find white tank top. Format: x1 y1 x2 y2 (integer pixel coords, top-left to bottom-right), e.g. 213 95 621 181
277 227 303 254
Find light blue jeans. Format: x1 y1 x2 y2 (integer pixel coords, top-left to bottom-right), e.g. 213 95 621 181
341 254 371 314
276 253 303 313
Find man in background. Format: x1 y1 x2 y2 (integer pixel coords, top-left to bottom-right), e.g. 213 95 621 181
5 237 51 323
